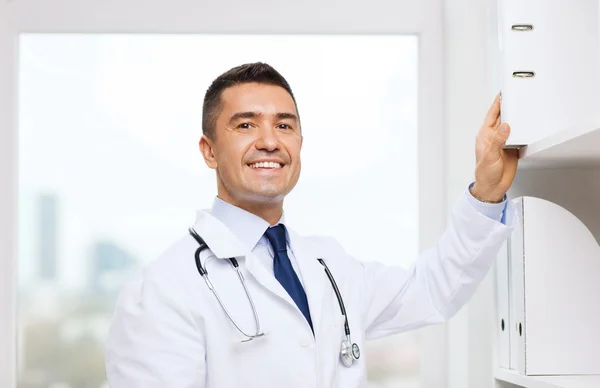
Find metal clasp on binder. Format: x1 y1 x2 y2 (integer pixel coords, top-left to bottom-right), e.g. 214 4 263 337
511 24 534 31
512 71 535 78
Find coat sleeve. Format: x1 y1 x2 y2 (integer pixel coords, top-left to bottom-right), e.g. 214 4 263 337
357 190 518 340
105 265 206 387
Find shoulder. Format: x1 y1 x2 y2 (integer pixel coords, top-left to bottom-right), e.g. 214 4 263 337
118 232 200 301
146 233 198 277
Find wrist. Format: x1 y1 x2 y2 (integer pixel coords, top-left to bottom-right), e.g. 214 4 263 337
470 184 505 203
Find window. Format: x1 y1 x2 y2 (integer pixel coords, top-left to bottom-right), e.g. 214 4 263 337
17 34 418 387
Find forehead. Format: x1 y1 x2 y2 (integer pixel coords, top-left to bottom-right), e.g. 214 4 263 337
219 83 297 116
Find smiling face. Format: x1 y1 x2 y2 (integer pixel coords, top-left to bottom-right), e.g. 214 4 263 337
199 82 303 210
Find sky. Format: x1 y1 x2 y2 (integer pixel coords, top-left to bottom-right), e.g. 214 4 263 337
17 33 418 290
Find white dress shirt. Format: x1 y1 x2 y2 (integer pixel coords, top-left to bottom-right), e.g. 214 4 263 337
210 196 306 285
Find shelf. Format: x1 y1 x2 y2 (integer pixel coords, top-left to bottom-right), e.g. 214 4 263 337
513 124 600 169
496 369 600 388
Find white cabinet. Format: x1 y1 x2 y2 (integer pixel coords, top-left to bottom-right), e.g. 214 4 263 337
495 169 600 386
498 0 600 147
495 2 600 384
496 369 600 388
506 195 600 375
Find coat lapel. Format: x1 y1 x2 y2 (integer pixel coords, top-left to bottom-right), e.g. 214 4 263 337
287 229 328 339
243 250 297 308
192 210 299 314
191 210 246 258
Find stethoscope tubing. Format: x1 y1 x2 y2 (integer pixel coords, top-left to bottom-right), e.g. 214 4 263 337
190 228 264 340
317 258 351 337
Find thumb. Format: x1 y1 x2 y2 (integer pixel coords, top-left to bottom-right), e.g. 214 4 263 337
490 123 510 152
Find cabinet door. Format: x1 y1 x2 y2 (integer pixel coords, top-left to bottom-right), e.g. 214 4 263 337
498 0 600 146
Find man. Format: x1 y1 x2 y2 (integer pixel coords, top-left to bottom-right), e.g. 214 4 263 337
106 62 518 387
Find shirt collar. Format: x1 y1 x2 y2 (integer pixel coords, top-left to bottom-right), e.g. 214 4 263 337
210 196 287 252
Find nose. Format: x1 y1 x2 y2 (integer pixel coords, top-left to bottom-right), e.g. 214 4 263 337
254 126 279 152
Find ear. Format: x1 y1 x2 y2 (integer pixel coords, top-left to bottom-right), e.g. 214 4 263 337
199 135 218 169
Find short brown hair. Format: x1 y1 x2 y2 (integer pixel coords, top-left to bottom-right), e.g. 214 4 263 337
202 62 299 140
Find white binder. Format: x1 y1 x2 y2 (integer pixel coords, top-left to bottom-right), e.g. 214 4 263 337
498 0 600 146
508 196 600 375
509 198 525 374
495 240 511 369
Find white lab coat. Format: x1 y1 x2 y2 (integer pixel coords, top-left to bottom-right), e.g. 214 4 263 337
105 193 517 388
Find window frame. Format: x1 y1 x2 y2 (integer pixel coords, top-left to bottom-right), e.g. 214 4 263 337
0 0 445 385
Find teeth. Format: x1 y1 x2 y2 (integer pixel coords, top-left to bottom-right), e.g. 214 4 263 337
249 161 282 169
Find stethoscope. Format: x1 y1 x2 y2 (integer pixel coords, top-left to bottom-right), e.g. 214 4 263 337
189 227 361 367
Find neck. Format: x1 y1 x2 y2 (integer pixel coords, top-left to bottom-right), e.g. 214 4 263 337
239 201 283 226
217 193 284 226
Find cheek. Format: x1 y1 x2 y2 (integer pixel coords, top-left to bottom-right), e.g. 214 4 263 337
288 145 302 181
217 145 256 187
219 155 242 180
293 151 303 174
287 138 303 162
215 138 246 168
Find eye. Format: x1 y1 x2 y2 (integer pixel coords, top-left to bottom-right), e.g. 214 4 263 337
277 123 293 130
237 122 252 129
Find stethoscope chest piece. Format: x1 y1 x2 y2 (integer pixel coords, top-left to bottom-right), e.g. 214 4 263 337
340 339 360 367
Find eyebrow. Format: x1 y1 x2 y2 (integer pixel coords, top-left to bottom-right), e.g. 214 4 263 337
228 111 299 124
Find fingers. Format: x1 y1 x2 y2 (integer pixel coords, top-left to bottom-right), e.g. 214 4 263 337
486 123 511 159
493 113 501 130
483 94 501 128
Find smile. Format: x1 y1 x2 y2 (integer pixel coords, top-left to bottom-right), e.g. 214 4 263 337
248 161 283 169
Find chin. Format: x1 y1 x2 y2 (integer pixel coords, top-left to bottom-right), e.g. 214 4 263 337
246 187 289 202
253 191 287 202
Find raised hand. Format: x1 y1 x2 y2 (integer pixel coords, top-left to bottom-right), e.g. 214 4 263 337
471 94 519 203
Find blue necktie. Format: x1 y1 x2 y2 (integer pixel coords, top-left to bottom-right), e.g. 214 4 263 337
264 224 313 331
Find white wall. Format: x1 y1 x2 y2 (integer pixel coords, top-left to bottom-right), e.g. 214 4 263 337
444 0 499 387
0 2 17 386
